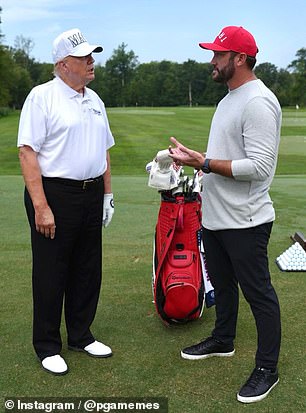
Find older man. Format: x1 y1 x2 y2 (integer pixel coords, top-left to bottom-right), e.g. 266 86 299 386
17 28 115 375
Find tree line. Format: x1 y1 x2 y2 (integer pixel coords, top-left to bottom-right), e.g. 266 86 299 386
90 45 306 108
0 10 305 110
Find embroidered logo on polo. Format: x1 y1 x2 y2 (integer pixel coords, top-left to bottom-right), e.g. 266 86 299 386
89 108 102 116
67 31 87 48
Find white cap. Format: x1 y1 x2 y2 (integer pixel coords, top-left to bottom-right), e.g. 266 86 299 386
52 28 103 63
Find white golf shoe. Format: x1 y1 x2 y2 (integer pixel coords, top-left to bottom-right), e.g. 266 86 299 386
41 355 68 375
84 340 113 358
69 340 112 358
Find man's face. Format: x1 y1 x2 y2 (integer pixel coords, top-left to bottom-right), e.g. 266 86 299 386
210 51 236 84
64 54 96 87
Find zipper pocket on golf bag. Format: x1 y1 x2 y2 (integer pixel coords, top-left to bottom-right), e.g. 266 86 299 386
162 250 201 320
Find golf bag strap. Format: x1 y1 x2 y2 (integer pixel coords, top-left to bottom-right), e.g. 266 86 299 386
155 204 181 279
165 294 201 324
179 303 201 323
177 201 184 230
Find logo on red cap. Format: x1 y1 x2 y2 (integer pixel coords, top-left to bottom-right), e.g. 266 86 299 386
218 31 228 43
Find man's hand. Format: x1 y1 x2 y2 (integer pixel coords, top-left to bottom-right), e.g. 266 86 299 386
35 205 56 239
103 193 114 227
168 137 204 169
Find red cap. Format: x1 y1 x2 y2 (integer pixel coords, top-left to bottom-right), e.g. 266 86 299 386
199 26 258 57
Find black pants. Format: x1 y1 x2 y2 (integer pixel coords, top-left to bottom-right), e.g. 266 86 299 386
203 223 281 370
24 178 104 360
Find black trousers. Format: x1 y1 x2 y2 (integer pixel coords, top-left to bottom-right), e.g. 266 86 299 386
24 178 104 360
203 223 281 370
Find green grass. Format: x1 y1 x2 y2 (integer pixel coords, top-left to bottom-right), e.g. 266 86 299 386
0 107 306 412
4 107 306 176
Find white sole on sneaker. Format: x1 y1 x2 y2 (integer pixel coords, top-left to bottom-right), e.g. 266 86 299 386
237 378 279 403
181 349 235 360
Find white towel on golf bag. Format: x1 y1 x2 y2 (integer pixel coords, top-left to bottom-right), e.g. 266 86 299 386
148 149 181 190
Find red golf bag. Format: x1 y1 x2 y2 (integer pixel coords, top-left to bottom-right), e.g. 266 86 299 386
153 192 207 324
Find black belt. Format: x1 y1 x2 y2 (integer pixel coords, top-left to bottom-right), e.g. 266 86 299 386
42 175 103 190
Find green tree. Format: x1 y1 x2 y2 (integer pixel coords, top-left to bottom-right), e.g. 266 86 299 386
255 62 278 89
128 62 160 106
10 65 33 108
0 45 16 107
288 48 306 106
289 48 306 74
90 64 109 102
202 65 227 106
104 43 139 106
14 35 34 60
179 60 205 106
153 60 181 106
274 69 293 106
32 62 54 85
0 6 11 107
128 61 182 106
12 35 40 84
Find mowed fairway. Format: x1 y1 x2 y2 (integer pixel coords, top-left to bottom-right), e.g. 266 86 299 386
0 107 305 413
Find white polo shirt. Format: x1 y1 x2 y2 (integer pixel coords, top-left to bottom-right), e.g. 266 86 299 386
17 76 115 180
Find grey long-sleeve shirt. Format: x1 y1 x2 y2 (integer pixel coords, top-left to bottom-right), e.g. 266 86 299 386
203 79 282 230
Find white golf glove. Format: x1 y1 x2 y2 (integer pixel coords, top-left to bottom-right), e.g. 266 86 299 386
102 193 114 227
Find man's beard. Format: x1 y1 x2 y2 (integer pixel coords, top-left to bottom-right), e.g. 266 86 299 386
212 58 235 84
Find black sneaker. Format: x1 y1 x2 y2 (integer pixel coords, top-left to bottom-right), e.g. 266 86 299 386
181 336 235 360
237 367 279 403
